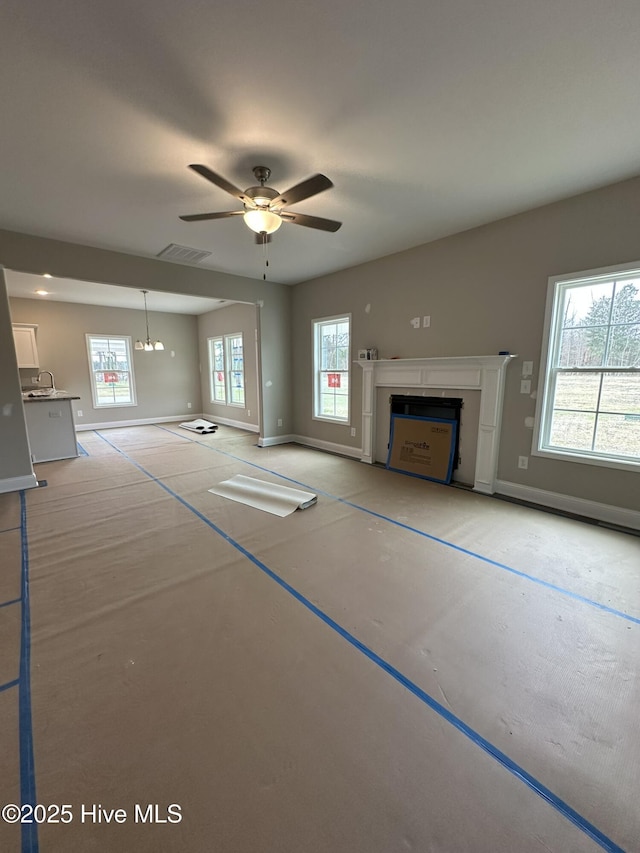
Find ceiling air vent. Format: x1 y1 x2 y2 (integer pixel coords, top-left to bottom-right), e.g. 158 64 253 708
157 243 212 264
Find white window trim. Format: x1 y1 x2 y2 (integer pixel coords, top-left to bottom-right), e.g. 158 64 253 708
86 334 137 409
532 261 640 472
208 333 245 408
312 313 352 424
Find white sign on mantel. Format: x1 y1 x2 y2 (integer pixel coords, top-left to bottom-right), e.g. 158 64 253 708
355 355 516 494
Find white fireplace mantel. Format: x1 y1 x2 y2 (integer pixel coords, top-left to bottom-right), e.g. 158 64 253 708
356 354 516 494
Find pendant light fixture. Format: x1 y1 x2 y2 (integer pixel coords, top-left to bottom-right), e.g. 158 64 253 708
135 290 164 351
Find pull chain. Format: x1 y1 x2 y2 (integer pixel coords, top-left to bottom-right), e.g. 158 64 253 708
261 232 270 281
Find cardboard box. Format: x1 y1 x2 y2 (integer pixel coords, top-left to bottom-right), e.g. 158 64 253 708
386 415 457 484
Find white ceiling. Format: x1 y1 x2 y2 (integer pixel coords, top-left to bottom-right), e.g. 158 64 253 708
2 0 640 289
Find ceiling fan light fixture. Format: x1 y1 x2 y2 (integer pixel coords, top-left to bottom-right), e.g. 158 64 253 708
243 208 282 234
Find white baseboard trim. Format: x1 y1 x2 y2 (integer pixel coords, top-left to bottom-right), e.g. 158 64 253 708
258 433 296 447
0 472 39 494
495 479 640 532
287 434 363 460
76 414 209 432
203 414 259 433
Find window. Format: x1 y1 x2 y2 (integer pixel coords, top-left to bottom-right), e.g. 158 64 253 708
86 335 137 408
208 334 245 406
313 314 351 422
534 263 640 470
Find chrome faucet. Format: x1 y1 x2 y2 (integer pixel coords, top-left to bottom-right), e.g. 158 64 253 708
37 371 55 390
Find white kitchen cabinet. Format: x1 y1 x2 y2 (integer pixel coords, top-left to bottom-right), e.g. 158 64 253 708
12 324 39 368
23 398 79 462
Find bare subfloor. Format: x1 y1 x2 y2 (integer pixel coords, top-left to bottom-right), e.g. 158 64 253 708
1 424 638 853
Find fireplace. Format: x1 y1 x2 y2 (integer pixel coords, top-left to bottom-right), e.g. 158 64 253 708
356 355 516 494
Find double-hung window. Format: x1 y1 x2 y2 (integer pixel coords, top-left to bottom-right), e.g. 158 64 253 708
208 334 245 406
86 334 137 408
313 314 351 423
534 263 640 470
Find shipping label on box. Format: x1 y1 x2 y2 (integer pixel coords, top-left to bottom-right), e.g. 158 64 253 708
386 415 457 484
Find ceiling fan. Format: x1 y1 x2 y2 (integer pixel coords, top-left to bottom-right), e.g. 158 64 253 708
179 164 342 243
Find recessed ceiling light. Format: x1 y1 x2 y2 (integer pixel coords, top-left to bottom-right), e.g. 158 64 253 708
43 273 52 279
35 289 49 295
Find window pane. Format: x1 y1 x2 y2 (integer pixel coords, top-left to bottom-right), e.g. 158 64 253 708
606 323 640 367
557 327 607 367
226 334 244 406
562 282 612 326
549 410 595 451
611 280 640 324
213 340 224 371
599 373 640 414
553 372 600 411
594 413 640 456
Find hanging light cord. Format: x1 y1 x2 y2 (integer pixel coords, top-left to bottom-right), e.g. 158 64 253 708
143 290 151 343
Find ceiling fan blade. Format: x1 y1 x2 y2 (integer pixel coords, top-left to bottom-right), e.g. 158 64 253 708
280 211 342 232
179 210 244 222
187 164 252 204
270 174 334 209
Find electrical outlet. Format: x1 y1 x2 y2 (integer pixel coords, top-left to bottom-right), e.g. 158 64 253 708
247 409 250 417
410 317 421 329
77 410 83 417
423 315 431 328
277 418 283 427
187 402 192 409
520 379 531 394
518 456 529 469
350 427 356 437
31 376 39 384
522 360 533 377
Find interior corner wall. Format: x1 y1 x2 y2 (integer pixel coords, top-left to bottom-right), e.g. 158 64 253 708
291 174 640 515
198 303 260 430
0 229 292 441
0 270 36 491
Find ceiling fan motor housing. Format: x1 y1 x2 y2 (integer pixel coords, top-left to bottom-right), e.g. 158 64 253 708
244 185 279 210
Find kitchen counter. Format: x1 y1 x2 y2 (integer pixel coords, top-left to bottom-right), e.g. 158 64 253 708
22 392 80 402
22 395 80 462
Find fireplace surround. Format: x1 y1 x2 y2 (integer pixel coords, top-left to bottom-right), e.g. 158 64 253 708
356 355 516 493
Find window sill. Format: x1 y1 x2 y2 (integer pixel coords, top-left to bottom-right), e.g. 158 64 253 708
532 446 640 473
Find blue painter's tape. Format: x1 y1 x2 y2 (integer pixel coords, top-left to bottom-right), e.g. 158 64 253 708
76 442 89 457
19 491 39 853
157 425 640 627
97 430 626 853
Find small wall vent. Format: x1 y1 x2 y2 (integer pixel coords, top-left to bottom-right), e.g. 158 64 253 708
157 243 212 264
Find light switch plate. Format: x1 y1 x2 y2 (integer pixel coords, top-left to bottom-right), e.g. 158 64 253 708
520 379 531 394
522 361 533 377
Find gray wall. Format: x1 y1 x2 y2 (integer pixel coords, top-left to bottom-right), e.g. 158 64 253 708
198 303 260 430
0 272 35 490
0 229 292 442
9 297 201 426
291 175 640 513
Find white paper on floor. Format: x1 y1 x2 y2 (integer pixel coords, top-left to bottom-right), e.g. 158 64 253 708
180 419 218 434
208 474 317 516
